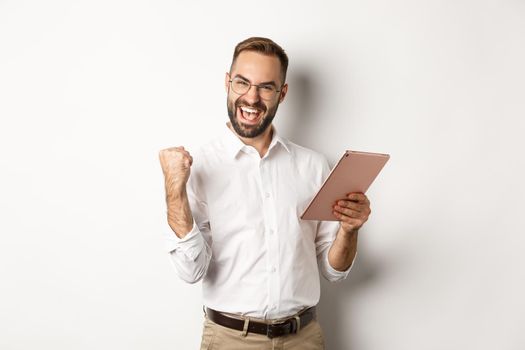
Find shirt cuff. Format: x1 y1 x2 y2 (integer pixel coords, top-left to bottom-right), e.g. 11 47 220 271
324 250 356 280
163 221 204 260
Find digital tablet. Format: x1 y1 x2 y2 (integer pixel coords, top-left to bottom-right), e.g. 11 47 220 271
300 150 390 221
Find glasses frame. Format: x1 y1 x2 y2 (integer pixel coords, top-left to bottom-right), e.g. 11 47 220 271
228 76 283 101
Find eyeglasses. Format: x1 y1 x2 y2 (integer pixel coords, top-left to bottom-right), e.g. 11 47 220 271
229 76 282 101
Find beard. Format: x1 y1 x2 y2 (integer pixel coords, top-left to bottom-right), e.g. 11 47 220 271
227 96 279 138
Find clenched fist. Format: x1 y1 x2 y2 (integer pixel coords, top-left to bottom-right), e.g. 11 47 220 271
159 146 193 193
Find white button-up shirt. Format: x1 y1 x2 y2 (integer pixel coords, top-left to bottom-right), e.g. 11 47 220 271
164 124 352 319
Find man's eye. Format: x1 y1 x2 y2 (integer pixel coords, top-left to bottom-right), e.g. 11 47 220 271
235 80 249 87
260 85 274 92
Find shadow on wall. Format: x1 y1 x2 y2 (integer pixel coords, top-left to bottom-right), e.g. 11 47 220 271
287 68 382 349
318 253 382 350
281 67 317 147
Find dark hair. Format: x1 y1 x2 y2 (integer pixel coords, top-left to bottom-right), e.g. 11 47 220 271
231 37 289 83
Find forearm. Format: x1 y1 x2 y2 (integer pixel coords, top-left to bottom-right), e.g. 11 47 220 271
327 226 358 271
165 184 193 238
164 183 212 284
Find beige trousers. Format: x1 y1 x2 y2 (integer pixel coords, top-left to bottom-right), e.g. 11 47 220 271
199 316 325 350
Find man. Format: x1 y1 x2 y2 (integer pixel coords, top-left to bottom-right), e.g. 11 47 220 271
159 37 371 350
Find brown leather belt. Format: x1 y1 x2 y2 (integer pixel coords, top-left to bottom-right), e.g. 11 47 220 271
205 306 316 339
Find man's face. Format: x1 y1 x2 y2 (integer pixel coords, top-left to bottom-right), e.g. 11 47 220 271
226 51 288 138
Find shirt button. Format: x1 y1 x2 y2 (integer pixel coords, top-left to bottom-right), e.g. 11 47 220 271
265 192 270 198
270 266 276 273
269 229 274 235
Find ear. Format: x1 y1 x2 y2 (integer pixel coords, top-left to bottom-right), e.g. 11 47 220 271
278 83 288 104
225 72 231 93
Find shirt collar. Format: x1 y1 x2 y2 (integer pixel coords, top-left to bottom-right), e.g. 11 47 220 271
221 122 291 159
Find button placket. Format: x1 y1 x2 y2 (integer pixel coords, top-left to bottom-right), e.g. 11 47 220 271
259 159 280 318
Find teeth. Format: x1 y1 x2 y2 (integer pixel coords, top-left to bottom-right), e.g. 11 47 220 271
240 106 258 114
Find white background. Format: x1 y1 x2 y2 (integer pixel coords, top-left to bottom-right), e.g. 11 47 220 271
1 0 524 349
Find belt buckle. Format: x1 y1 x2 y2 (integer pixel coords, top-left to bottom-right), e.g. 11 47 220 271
289 317 298 334
266 324 275 339
266 318 297 339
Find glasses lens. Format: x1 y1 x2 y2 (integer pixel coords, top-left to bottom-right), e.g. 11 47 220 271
231 78 250 95
258 85 277 100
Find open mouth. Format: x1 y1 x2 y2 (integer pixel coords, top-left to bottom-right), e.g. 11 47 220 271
238 106 263 125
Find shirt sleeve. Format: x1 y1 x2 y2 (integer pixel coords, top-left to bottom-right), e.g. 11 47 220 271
315 220 355 282
314 155 355 282
163 166 212 284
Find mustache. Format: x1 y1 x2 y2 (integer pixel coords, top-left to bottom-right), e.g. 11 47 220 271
235 99 267 112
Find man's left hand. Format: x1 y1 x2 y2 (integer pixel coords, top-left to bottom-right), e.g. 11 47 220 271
332 193 371 234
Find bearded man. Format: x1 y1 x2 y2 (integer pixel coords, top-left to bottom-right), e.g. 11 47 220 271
159 37 371 350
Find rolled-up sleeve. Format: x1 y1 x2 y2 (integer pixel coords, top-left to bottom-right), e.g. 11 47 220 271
163 220 211 284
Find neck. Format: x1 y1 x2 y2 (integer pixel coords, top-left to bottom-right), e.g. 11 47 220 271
227 123 273 158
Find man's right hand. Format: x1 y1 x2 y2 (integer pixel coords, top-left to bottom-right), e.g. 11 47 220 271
159 146 193 193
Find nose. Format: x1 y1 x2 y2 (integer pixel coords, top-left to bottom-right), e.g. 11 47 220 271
243 84 261 104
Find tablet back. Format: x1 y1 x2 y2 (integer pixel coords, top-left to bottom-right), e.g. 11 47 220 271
301 150 390 221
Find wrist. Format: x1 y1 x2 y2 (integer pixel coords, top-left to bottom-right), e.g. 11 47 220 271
339 225 359 238
165 183 187 200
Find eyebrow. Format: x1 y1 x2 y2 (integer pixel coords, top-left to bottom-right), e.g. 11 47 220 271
234 74 278 87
